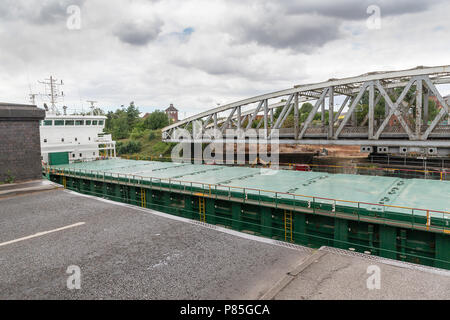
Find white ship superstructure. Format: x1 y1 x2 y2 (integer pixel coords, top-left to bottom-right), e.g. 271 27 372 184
35 76 116 164
40 114 116 163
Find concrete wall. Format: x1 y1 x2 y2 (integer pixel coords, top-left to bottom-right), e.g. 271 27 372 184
0 103 45 182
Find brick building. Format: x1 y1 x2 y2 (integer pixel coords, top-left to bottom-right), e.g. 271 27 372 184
0 103 45 182
165 104 178 123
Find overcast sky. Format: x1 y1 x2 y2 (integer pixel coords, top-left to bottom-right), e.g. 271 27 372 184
1 0 449 118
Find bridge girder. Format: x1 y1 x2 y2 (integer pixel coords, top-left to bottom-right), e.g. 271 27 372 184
162 66 450 152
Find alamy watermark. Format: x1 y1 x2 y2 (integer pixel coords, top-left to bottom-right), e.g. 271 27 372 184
66 5 81 30
367 5 381 30
66 265 81 290
169 121 280 173
366 265 381 290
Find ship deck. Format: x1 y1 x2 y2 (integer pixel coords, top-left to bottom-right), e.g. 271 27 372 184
51 159 450 218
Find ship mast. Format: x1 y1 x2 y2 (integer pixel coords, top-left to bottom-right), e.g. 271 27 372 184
38 76 64 114
29 93 38 105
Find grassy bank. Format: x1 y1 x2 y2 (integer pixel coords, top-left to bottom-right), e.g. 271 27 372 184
116 129 176 159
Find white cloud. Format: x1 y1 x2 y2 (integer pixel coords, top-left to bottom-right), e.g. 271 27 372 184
0 0 448 117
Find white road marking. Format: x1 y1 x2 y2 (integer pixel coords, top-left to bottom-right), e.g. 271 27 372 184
0 222 85 247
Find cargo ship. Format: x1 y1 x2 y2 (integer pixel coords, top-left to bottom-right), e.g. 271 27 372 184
34 76 116 165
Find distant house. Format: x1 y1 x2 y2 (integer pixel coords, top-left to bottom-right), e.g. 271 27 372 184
165 104 178 123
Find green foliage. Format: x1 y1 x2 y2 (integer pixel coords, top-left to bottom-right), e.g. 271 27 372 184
148 130 157 140
246 88 442 130
151 141 172 155
241 118 259 128
300 102 313 113
105 104 173 158
356 88 441 125
128 118 148 140
105 102 140 140
273 100 333 127
116 140 142 154
4 170 15 184
427 99 439 123
130 127 145 140
274 105 283 119
126 102 140 128
274 102 317 126
282 114 294 128
144 110 169 130
112 116 130 140
355 104 367 124
104 102 169 140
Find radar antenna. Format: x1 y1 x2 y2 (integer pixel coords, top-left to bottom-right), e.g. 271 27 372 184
87 100 98 115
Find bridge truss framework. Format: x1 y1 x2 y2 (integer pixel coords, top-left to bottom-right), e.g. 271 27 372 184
162 66 450 156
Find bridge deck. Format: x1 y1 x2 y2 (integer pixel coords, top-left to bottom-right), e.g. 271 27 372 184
51 159 450 218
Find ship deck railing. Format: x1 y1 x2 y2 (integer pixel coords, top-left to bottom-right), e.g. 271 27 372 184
44 165 450 236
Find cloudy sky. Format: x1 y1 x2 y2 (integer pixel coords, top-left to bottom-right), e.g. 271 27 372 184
0 0 449 117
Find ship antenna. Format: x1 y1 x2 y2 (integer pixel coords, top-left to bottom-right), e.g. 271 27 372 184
29 93 38 105
38 76 64 114
28 76 38 105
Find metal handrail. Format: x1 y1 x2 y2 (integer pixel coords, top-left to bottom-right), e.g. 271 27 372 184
47 165 450 219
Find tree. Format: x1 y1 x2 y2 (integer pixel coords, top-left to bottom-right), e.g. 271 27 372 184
126 101 140 128
112 116 129 140
104 102 142 140
300 102 313 113
282 114 294 128
116 140 142 155
105 111 115 132
144 110 169 130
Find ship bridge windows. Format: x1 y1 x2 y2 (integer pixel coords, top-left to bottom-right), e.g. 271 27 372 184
75 120 84 126
99 120 104 126
92 120 98 125
86 120 91 125
54 120 64 126
65 120 74 126
43 120 53 126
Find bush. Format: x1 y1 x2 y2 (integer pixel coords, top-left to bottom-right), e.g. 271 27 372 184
117 140 142 154
148 130 157 140
4 170 15 184
144 110 169 130
130 127 144 140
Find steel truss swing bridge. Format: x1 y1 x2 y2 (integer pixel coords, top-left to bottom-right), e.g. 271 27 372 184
162 66 450 156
